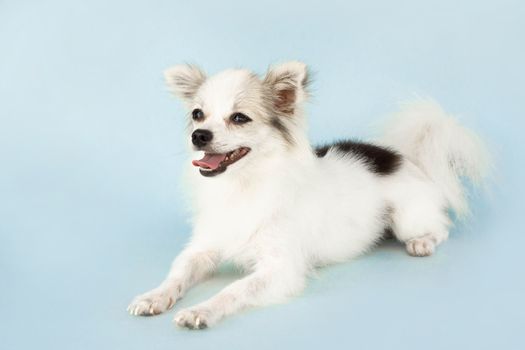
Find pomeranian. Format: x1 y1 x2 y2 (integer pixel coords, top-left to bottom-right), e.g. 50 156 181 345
128 62 490 329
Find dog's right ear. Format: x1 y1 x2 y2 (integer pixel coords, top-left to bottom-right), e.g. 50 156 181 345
164 64 206 102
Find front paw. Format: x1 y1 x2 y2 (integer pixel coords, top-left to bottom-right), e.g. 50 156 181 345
127 288 176 316
173 307 214 330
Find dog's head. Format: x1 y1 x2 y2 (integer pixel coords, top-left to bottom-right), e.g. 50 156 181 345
165 62 310 177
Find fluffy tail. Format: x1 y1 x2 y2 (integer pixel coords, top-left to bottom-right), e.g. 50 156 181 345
380 99 491 218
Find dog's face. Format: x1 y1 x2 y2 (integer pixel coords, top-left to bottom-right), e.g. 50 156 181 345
165 62 310 177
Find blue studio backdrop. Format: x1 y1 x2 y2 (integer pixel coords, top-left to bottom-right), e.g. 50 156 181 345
1 0 524 349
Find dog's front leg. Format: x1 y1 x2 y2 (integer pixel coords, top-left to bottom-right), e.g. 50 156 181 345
174 261 305 329
128 247 220 316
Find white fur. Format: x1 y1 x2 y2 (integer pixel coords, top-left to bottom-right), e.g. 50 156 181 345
379 99 491 217
128 62 490 329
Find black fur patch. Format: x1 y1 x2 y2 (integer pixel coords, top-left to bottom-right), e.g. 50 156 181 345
270 117 294 145
315 140 402 175
315 146 330 158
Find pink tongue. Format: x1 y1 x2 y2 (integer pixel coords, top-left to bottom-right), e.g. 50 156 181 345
192 153 227 170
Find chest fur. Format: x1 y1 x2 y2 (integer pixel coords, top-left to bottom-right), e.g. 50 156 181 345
191 177 280 260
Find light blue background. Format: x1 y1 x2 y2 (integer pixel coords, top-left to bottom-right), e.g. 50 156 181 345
1 0 523 349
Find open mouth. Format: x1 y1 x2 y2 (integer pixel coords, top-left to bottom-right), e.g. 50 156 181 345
191 147 250 177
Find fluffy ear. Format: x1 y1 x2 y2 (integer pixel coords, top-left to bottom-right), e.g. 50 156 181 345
164 64 206 101
263 61 310 116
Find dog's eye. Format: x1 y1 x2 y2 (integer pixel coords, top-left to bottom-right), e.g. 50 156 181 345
230 113 252 124
192 108 204 121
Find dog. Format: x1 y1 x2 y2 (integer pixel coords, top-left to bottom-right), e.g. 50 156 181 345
127 61 490 329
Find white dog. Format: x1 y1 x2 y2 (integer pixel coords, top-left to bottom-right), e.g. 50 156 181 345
127 62 490 329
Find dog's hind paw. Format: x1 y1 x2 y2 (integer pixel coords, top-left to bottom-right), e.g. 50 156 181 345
406 234 436 257
127 288 176 316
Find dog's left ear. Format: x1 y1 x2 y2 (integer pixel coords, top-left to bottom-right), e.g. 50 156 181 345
164 64 206 102
263 61 310 116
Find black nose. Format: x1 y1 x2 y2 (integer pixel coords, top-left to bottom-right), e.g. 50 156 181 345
191 129 213 148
